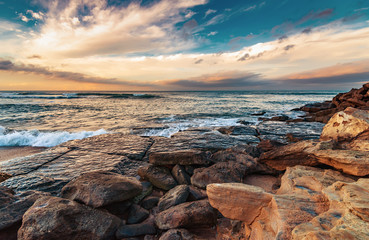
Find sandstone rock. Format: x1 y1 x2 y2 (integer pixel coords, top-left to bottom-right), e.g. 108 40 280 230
155 200 217 230
116 216 156 238
140 196 159 210
149 149 211 165
133 181 153 204
191 162 248 189
100 200 132 218
18 196 121 240
138 165 177 190
0 172 12 183
320 107 369 141
171 165 191 185
244 174 280 193
260 140 319 170
217 126 257 136
159 229 194 240
208 166 357 239
211 147 258 166
127 204 150 224
216 218 247 240
158 185 189 212
61 171 142 208
207 183 273 224
188 185 207 201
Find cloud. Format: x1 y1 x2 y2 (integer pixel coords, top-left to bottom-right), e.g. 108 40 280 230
162 71 269 90
207 31 218 36
204 9 217 18
0 59 152 87
24 0 208 58
238 53 249 61
284 44 295 51
244 5 257 12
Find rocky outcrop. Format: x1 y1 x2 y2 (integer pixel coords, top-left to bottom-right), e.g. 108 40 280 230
207 166 357 239
297 83 369 123
155 200 217 230
61 171 142 208
18 196 121 240
320 107 369 141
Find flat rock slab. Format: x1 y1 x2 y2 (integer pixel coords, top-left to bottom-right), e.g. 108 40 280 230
61 133 153 160
0 147 71 176
1 150 147 194
149 131 256 156
257 121 324 143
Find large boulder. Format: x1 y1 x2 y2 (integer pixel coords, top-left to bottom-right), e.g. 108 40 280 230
155 200 217 230
61 171 142 208
320 107 369 142
207 166 357 239
18 196 121 240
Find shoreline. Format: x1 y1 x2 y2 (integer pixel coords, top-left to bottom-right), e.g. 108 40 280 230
0 146 47 162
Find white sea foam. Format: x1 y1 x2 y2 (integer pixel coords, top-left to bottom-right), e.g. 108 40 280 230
0 127 108 147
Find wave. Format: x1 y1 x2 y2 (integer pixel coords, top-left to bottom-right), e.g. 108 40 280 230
0 92 161 99
0 126 108 147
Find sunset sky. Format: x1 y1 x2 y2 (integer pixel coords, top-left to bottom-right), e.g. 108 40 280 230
0 0 369 91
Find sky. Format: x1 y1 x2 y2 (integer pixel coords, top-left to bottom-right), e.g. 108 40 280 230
0 0 369 91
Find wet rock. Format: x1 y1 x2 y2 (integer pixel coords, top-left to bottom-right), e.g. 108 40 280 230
138 165 177 190
260 115 291 121
171 165 191 185
155 200 217 230
140 196 159 210
149 149 211 166
320 107 369 142
158 185 189 212
61 171 143 208
217 126 257 136
18 196 121 240
159 229 194 240
61 133 154 160
191 162 248 189
0 190 50 240
127 204 150 224
0 172 12 183
116 216 156 238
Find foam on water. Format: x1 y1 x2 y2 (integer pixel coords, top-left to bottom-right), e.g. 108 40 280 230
0 126 107 147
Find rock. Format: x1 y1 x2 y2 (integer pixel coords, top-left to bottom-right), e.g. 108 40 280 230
217 126 257 136
211 148 258 166
159 229 194 240
127 204 150 224
0 190 50 240
158 185 189 212
0 172 12 183
61 171 143 208
61 133 154 160
244 174 280 193
216 218 247 240
100 200 132 218
140 196 159 210
292 178 369 239
116 216 156 238
171 165 191 185
257 139 285 152
138 165 177 190
155 200 217 230
18 196 121 240
320 107 369 141
259 140 319 170
207 166 356 239
149 149 211 165
207 183 273 224
191 162 248 189
188 185 207 201
260 115 291 121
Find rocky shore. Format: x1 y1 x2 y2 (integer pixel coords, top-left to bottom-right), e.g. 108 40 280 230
1 84 369 239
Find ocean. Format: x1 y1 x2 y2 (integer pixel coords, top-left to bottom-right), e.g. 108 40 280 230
0 90 339 147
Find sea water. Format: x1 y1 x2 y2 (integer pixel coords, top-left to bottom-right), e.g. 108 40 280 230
0 91 338 147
